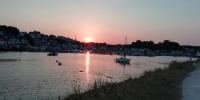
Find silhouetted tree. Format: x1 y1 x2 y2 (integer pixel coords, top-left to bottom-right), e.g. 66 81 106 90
0 25 19 38
157 40 180 51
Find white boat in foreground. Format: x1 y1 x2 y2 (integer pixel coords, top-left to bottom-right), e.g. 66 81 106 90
115 56 130 64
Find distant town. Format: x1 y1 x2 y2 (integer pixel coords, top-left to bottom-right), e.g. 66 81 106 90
0 25 200 57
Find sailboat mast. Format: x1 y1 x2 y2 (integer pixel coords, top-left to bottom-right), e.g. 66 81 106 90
74 33 77 41
123 36 127 57
125 36 127 45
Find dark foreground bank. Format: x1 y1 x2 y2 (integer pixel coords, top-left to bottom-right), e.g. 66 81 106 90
64 60 200 100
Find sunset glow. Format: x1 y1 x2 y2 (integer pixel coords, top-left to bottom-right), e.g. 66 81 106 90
0 0 200 45
85 37 93 43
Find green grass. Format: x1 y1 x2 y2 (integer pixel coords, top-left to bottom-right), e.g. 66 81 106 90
64 60 200 100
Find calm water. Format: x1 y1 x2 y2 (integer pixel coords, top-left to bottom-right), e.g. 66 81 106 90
0 52 190 100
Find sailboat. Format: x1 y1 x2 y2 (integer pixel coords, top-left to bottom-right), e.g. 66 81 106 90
115 56 131 64
115 36 131 64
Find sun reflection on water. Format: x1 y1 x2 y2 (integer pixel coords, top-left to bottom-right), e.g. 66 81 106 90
85 51 90 83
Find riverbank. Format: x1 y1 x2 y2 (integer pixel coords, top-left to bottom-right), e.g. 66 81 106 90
182 63 200 100
64 60 200 100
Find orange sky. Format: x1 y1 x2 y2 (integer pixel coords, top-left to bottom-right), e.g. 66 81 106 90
0 0 200 45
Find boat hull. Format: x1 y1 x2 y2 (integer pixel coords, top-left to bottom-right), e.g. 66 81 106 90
47 52 58 56
115 57 130 64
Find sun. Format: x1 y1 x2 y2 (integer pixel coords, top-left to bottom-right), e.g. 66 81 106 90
85 37 92 42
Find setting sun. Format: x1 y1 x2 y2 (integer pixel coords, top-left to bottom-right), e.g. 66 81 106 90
85 37 93 42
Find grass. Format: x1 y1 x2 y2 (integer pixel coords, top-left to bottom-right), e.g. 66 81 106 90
64 59 200 100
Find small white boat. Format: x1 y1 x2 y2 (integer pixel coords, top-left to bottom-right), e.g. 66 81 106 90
115 57 130 64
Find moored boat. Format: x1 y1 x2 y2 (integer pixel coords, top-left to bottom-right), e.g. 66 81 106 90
115 57 130 64
47 52 58 56
115 36 131 64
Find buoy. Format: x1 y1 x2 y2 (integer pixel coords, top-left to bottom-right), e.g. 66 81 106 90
58 62 62 66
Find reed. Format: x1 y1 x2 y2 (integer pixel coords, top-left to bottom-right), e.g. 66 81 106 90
64 59 200 100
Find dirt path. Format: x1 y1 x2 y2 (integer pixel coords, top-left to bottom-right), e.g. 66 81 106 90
182 64 200 100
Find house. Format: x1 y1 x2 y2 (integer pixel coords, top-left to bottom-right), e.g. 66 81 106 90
29 31 42 39
21 39 29 45
196 52 200 57
0 31 4 36
0 39 5 46
19 32 27 37
8 38 20 45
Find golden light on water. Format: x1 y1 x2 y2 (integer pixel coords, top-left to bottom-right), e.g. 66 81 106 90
85 51 90 82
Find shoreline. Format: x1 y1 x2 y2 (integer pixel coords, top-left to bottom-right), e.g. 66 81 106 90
64 60 200 100
182 63 200 100
0 51 199 58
